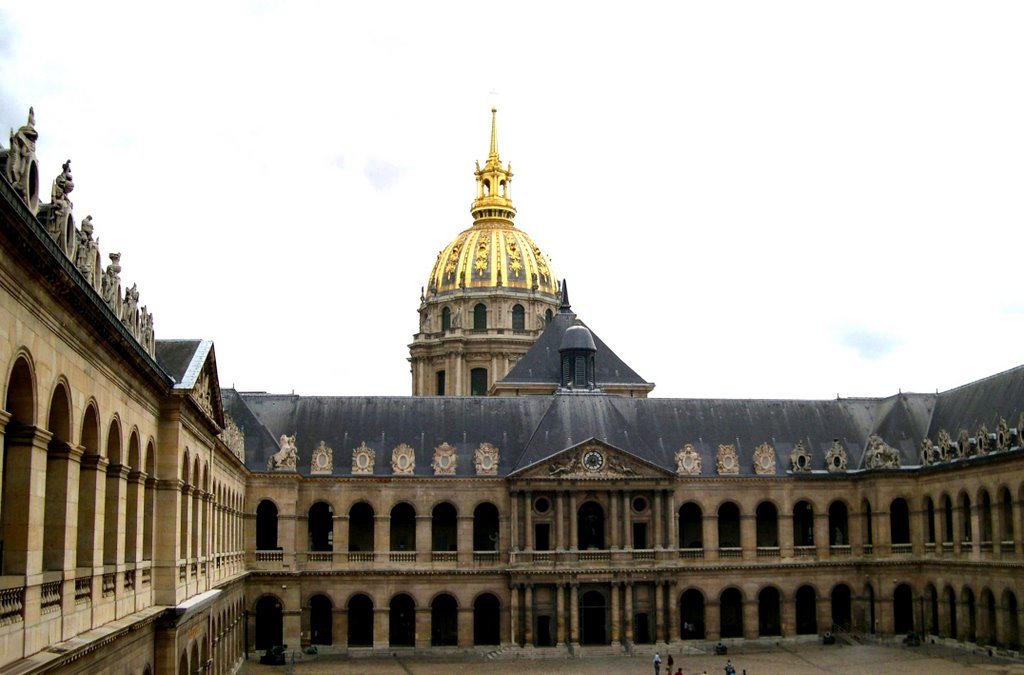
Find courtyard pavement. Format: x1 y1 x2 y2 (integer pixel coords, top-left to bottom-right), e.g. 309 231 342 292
239 640 1024 674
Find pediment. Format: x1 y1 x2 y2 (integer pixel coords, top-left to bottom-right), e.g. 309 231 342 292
173 340 225 428
511 439 673 480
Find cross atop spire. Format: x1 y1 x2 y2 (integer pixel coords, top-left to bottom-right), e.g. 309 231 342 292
471 108 516 228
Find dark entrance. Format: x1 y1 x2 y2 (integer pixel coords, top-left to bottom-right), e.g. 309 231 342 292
831 584 852 630
536 615 553 646
795 585 817 635
579 590 607 644
893 584 913 634
473 593 500 645
720 588 743 637
577 502 605 549
254 596 283 650
680 589 705 638
759 587 781 636
946 587 958 639
634 613 651 644
256 501 278 550
390 594 415 646
431 594 458 646
310 594 332 645
347 594 373 646
308 502 333 552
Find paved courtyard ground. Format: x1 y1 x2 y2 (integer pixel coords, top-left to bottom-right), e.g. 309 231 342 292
239 640 1024 674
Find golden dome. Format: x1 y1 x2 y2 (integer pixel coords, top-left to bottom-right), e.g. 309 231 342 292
426 109 558 298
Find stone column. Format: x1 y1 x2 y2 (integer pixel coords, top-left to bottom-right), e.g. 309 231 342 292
622 491 632 549
524 491 533 550
655 581 665 643
739 513 755 561
555 492 565 550
524 584 534 646
509 585 520 646
373 607 389 649
609 490 619 550
457 514 473 564
817 592 832 637
623 583 633 643
779 509 794 558
374 515 389 560
457 607 473 647
104 463 129 566
570 584 580 646
568 492 578 550
556 584 566 646
969 503 982 559
653 491 664 550
509 491 519 552
814 511 830 557
666 490 678 550
43 440 83 572
335 514 349 559
667 581 679 644
610 582 621 644
877 503 892 557
415 607 431 648
334 608 347 649
415 514 431 560
705 599 721 640
124 470 145 564
848 505 864 556
742 597 759 639
780 590 796 637
703 511 719 561
1 425 51 575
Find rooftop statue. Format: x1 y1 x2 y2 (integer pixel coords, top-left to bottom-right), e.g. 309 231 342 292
6 107 39 210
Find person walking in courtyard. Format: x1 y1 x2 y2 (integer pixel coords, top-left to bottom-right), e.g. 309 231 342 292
668 653 674 671
653 651 662 675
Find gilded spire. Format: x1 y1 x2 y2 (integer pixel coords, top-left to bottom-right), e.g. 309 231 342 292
472 108 516 228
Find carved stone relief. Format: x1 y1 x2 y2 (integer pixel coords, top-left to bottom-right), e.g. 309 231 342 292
936 429 952 462
311 441 333 474
675 443 701 476
716 444 739 475
432 442 457 475
267 433 298 471
219 415 244 462
6 107 40 212
956 429 970 459
352 442 375 475
753 442 776 475
790 440 812 473
474 442 499 475
864 434 899 470
920 438 937 466
392 443 415 475
824 440 847 473
996 417 1010 451
975 424 989 455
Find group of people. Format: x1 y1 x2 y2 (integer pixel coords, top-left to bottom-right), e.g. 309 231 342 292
654 651 738 675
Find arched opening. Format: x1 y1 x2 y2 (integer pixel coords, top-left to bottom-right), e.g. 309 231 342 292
179 652 189 675
310 594 333 645
863 499 874 547
389 594 416 646
431 502 457 552
441 306 451 332
511 304 525 331
579 590 607 645
865 584 876 633
348 502 374 552
470 368 488 396
43 383 72 571
979 490 993 544
103 419 124 565
959 493 973 544
390 503 416 551
926 584 939 635
758 587 781 636
256 500 279 550
143 440 155 561
893 584 914 634
981 589 997 645
431 593 458 646
829 501 849 546
473 502 499 550
678 502 703 549
679 589 705 639
945 586 958 639
1000 488 1014 544
76 404 100 568
719 588 743 638
717 502 740 548
254 596 283 650
792 500 814 547
796 585 817 635
1003 590 1019 649
123 432 141 564
545 309 553 324
925 497 936 544
831 584 852 630
308 501 333 552
755 501 778 548
2 356 35 575
943 494 954 543
577 501 605 549
890 498 910 545
473 303 487 330
963 587 977 641
473 593 501 645
347 594 374 646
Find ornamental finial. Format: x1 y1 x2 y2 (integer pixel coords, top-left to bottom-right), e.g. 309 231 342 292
488 107 499 162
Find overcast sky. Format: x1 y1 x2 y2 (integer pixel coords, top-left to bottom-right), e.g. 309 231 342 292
2 2 1023 400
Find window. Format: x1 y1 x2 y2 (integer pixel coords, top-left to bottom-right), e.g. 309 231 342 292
435 370 446 396
471 368 488 396
545 309 553 324
512 304 525 331
441 307 451 331
473 303 487 330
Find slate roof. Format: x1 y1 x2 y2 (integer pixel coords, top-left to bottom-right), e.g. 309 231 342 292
498 297 651 389
929 364 1024 438
156 340 206 385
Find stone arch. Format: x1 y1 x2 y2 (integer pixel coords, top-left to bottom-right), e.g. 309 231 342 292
679 587 705 639
308 501 334 552
999 486 1014 543
793 500 815 547
430 592 458 646
76 402 101 567
720 587 744 638
5 352 36 425
511 303 525 331
347 593 374 646
755 500 779 548
890 497 911 545
828 499 849 545
795 584 818 635
678 501 703 549
831 583 852 630
944 585 958 639
46 379 72 443
349 501 374 552
577 500 605 549
390 502 416 551
431 501 458 552
758 585 782 636
256 499 279 550
980 587 997 645
717 501 741 548
942 492 955 543
309 593 333 645
925 583 939 635
978 488 994 544
472 501 499 551
958 490 973 544
473 592 500 645
893 583 914 634
923 495 937 544
42 379 73 571
124 429 142 563
389 593 416 646
1001 588 1019 649
103 417 124 565
961 586 976 641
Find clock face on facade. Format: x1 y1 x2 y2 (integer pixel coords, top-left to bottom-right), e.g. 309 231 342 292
583 449 604 472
